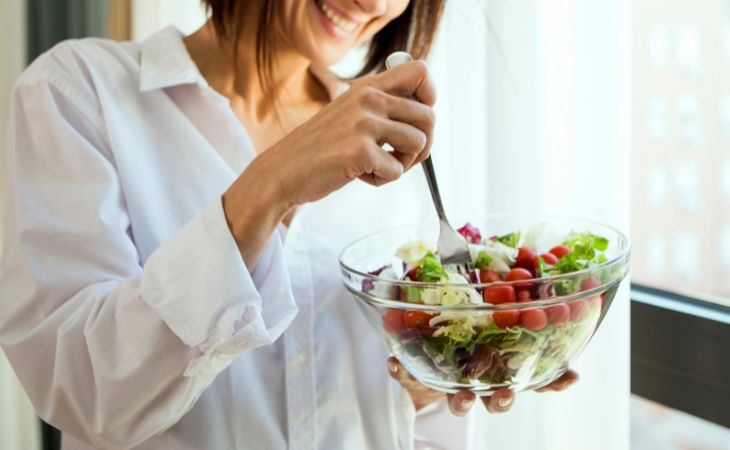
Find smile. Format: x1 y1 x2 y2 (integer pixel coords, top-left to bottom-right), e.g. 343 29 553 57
315 0 359 32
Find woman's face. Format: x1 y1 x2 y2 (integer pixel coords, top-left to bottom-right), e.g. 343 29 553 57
276 0 411 66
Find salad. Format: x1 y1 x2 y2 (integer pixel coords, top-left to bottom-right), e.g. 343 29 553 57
362 222 616 388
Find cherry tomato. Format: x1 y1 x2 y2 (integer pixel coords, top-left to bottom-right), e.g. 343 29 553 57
484 285 516 304
479 268 502 283
383 310 405 335
516 247 538 274
579 277 601 292
569 300 588 321
589 295 603 310
549 245 572 258
517 289 532 302
545 303 570 325
403 310 432 328
506 268 533 281
540 252 558 265
520 309 548 331
493 305 520 328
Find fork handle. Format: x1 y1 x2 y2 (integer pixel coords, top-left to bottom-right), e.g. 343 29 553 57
421 156 449 224
385 52 451 225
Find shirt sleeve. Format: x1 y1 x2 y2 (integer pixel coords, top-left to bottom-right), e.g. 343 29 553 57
0 49 298 450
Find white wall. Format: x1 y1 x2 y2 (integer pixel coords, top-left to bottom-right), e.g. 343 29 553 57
414 0 631 448
0 1 41 450
131 0 207 41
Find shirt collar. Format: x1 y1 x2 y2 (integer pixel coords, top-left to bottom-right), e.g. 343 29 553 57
138 25 350 100
139 26 207 92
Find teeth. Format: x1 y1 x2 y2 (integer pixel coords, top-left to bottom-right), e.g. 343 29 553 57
317 0 358 32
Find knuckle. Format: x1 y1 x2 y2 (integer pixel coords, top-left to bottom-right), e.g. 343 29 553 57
411 60 429 76
353 114 372 134
355 140 373 160
358 86 383 108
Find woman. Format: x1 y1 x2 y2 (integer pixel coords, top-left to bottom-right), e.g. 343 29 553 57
0 1 576 449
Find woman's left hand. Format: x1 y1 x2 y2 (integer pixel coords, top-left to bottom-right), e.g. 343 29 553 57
387 356 579 415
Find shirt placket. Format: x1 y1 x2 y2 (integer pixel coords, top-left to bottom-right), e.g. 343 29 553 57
283 225 316 450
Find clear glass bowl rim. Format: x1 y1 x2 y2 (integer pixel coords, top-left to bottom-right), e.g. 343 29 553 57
339 214 631 311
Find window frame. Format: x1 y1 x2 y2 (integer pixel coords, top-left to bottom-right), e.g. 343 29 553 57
630 283 730 429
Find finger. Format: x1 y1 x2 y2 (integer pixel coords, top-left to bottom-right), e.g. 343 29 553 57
374 119 427 160
358 143 405 187
412 145 432 166
368 61 437 106
535 370 579 393
381 94 436 136
379 96 435 171
482 388 515 413
447 390 476 417
387 356 410 382
387 357 443 397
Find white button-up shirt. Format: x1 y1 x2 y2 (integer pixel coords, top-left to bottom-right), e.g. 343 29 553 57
0 26 471 450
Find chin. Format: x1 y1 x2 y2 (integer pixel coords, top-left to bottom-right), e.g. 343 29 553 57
301 42 353 68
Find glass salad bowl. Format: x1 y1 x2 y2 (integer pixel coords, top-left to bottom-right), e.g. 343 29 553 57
339 216 630 396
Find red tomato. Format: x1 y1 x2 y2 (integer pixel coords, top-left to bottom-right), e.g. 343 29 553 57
506 268 533 281
589 295 603 310
516 247 538 274
517 289 532 302
493 306 520 328
520 309 548 331
568 300 589 321
540 252 558 265
479 269 502 283
549 245 572 258
484 285 516 304
403 310 432 328
545 303 570 325
579 277 601 292
383 310 405 335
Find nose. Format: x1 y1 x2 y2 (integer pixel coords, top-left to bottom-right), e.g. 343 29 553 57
353 0 387 16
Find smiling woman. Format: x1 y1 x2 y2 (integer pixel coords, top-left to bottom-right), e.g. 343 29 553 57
0 0 466 449
203 0 443 82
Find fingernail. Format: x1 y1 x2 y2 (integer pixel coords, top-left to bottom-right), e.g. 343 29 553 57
388 362 398 374
498 397 512 408
460 398 474 410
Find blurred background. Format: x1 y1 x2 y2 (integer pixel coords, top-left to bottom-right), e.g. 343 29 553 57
0 0 728 449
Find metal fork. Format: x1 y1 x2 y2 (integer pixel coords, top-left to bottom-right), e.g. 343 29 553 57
385 52 473 266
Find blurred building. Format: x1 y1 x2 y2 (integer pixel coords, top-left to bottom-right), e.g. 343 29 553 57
632 0 730 304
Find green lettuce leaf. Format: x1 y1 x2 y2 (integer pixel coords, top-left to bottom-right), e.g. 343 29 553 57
416 251 446 282
550 232 610 275
496 231 521 248
474 251 493 270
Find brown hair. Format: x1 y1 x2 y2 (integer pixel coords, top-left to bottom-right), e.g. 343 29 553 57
202 0 446 93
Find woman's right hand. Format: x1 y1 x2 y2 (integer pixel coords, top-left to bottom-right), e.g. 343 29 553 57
223 61 436 268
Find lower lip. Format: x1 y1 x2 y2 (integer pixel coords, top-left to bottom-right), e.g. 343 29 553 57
313 0 357 40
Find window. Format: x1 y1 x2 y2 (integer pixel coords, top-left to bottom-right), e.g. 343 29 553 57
631 2 730 446
632 0 730 306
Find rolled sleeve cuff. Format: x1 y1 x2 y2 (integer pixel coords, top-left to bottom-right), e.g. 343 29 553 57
140 197 298 376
